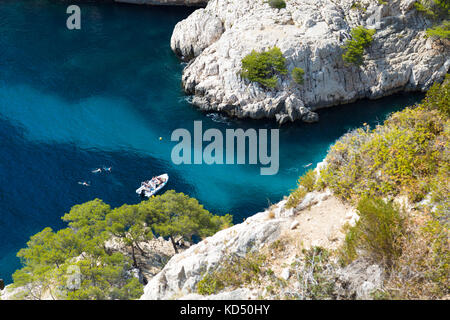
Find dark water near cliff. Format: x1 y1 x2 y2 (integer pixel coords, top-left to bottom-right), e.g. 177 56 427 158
0 0 422 283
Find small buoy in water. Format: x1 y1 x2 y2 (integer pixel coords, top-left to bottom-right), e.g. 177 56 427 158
159 137 163 141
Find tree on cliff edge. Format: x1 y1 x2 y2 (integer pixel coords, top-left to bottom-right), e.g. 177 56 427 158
151 190 233 253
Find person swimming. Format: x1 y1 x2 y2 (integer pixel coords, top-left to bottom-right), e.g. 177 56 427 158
103 167 112 172
78 181 90 186
92 168 102 173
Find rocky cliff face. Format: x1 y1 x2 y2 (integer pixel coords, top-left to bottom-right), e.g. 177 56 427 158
140 186 382 300
171 0 449 124
114 0 207 6
140 206 287 299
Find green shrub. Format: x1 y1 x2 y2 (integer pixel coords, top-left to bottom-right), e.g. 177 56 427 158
321 77 448 203
339 197 405 266
197 272 224 295
379 210 450 299
240 47 287 89
285 169 317 209
426 20 450 39
414 0 449 20
429 164 450 219
298 169 317 192
197 251 267 295
300 247 336 299
424 73 450 116
342 26 376 66
339 224 359 265
268 0 286 9
326 77 449 299
292 67 305 85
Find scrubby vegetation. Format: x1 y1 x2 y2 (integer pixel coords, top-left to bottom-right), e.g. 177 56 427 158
426 20 450 39
10 191 232 300
285 169 316 209
291 67 305 85
298 169 317 192
424 73 450 117
350 1 367 12
196 242 338 300
342 26 376 66
198 76 449 300
320 75 450 299
267 0 286 9
240 47 287 89
197 251 268 295
339 197 406 266
322 75 449 203
285 187 307 209
338 194 449 299
415 0 450 40
198 71 449 301
371 208 449 299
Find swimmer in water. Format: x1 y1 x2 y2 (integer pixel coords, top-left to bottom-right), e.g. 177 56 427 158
103 167 112 172
92 168 102 173
78 181 90 186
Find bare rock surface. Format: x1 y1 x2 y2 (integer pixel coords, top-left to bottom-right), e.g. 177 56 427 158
171 0 449 123
171 9 224 62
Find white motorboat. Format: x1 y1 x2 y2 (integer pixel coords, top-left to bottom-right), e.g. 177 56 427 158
136 174 168 198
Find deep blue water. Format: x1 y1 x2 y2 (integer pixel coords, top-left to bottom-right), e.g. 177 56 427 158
0 0 423 283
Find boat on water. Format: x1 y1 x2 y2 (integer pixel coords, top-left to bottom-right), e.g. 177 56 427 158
136 174 168 198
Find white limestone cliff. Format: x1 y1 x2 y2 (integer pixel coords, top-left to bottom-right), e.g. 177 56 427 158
171 0 449 124
140 188 377 300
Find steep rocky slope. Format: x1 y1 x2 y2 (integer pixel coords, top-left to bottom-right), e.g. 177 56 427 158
171 0 449 123
115 0 207 6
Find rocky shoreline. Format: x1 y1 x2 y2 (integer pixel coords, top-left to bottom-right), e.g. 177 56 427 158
170 0 449 124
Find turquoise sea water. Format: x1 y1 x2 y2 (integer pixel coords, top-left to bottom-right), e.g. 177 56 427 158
0 0 422 283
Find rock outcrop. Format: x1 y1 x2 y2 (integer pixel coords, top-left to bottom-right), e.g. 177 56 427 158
140 189 359 300
141 209 286 299
335 260 385 299
171 9 224 62
171 0 449 124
